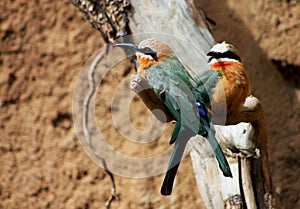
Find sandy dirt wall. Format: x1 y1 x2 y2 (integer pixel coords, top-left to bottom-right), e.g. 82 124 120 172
1 0 299 209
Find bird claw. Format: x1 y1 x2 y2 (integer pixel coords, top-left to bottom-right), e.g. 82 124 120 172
130 74 151 93
130 74 142 92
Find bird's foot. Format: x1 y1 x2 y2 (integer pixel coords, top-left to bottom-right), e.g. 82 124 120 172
223 147 260 159
130 73 152 93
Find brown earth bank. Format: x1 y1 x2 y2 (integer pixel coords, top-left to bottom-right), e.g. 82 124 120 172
0 0 299 209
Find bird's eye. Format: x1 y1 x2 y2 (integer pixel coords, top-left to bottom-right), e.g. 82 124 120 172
223 51 241 62
142 47 155 54
140 47 157 60
207 51 241 62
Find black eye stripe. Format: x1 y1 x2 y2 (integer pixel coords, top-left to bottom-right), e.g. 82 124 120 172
208 51 241 62
223 51 241 61
139 47 158 60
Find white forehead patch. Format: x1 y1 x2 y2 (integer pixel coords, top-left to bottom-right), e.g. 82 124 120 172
210 41 230 53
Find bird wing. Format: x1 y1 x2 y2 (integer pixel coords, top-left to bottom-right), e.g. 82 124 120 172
194 69 222 85
146 60 201 135
193 70 222 107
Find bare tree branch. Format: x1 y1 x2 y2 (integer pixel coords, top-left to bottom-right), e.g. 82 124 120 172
71 0 130 42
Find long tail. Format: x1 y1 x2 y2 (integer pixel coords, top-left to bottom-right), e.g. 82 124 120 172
160 128 194 195
207 130 232 177
197 100 232 177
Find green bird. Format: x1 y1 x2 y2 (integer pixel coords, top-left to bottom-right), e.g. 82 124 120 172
114 38 232 196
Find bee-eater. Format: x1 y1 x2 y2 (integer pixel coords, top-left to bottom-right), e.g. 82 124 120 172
114 38 232 196
206 41 250 115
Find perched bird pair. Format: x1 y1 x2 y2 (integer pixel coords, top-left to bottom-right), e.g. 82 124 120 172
115 38 250 196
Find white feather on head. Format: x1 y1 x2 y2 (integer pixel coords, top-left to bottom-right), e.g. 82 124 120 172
209 41 238 54
208 41 241 63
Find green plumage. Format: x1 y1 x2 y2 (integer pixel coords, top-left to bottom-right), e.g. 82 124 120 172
145 55 232 195
193 70 222 108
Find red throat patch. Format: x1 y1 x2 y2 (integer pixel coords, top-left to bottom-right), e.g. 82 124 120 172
211 61 237 67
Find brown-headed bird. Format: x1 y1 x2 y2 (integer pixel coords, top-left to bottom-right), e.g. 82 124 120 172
115 38 233 195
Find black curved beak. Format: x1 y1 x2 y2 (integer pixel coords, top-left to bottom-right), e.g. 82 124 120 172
113 43 140 52
207 51 216 63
